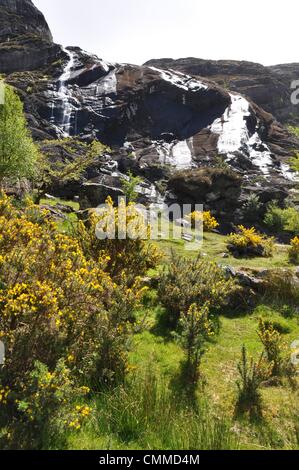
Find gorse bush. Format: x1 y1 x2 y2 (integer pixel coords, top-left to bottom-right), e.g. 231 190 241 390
288 236 299 263
4 360 92 449
227 225 275 258
179 303 213 386
158 252 237 327
236 346 272 418
257 318 296 380
0 193 158 448
75 196 161 284
188 211 219 232
258 318 282 376
257 317 296 381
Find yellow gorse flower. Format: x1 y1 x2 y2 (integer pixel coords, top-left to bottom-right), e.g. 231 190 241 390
188 211 219 232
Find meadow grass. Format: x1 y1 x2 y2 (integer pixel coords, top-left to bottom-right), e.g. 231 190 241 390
40 201 299 450
154 231 291 270
57 301 299 450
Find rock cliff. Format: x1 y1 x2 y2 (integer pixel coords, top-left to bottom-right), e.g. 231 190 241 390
0 0 298 220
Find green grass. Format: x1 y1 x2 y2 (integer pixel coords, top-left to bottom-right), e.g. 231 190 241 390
58 301 298 450
39 197 80 211
155 231 291 270
39 202 298 450
39 197 79 233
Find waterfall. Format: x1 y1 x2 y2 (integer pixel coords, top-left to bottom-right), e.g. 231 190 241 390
57 48 76 137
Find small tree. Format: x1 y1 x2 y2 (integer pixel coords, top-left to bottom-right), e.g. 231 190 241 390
0 84 38 186
179 302 213 386
120 170 142 202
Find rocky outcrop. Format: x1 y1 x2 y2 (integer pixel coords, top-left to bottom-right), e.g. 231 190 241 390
0 0 52 42
1 0 298 216
167 167 242 219
145 58 299 126
0 0 60 73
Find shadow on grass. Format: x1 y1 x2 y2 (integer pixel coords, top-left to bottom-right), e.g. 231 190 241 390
169 360 207 410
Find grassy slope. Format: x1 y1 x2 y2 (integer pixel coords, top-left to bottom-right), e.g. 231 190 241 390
65 302 299 450
44 199 299 450
155 231 291 270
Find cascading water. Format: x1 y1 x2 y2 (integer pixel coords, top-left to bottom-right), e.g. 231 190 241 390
57 48 76 137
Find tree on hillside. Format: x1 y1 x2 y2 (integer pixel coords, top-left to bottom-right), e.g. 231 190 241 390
34 139 108 202
0 84 38 187
120 170 142 202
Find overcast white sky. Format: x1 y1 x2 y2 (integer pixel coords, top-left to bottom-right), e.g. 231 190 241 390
34 0 298 66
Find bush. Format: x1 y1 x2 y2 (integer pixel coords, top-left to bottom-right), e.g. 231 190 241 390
179 303 213 386
158 252 237 327
236 346 272 418
290 152 299 172
264 203 299 234
262 319 291 335
242 194 262 222
120 170 142 202
0 193 158 447
1 360 92 449
257 318 282 376
227 225 275 258
75 196 161 284
188 211 219 232
288 236 299 264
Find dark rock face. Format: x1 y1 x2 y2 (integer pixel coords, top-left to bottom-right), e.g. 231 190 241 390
145 58 299 126
0 0 52 42
1 0 298 216
0 0 59 73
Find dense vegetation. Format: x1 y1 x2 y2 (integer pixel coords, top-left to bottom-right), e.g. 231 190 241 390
0 85 298 450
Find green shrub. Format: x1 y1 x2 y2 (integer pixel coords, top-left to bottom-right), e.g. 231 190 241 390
258 318 283 376
120 170 142 202
242 194 263 222
236 346 271 418
179 303 213 386
158 252 237 327
264 203 299 234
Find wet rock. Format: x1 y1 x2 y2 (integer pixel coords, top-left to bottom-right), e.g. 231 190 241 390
1 0 298 215
145 57 299 126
